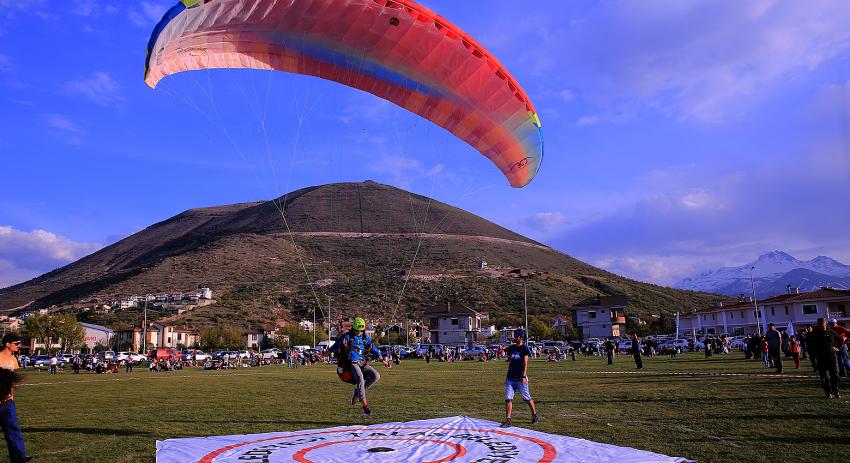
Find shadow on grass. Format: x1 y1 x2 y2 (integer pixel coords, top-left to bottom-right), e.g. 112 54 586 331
161 419 351 427
24 427 153 436
543 396 784 405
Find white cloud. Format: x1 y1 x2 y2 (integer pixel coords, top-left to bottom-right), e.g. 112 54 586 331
0 226 102 288
0 53 10 72
512 0 850 123
575 115 599 127
0 0 43 9
128 1 168 27
72 0 97 16
44 114 84 134
64 71 123 106
522 212 567 231
44 114 85 145
679 189 723 210
558 90 575 103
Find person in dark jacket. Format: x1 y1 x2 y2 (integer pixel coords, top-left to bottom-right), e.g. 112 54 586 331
765 323 783 374
604 339 615 365
809 318 840 398
630 334 643 369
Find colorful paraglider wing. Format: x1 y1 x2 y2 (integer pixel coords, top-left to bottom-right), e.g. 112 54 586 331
145 0 543 187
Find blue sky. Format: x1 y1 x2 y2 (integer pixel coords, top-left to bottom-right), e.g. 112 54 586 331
1 0 849 289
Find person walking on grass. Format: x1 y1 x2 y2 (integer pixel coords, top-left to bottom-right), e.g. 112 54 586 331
501 328 539 428
329 317 390 417
827 319 849 377
789 336 801 369
604 338 615 366
630 334 643 369
809 318 840 398
765 323 783 374
0 333 31 463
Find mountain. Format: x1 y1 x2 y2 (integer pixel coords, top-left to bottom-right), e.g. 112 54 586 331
0 181 721 328
673 251 850 297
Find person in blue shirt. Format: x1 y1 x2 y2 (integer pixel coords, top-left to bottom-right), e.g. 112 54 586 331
328 317 389 416
500 328 539 428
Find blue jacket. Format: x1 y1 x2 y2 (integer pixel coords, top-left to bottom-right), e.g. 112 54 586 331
329 331 381 363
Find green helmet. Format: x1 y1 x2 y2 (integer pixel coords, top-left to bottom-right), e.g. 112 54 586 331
353 317 366 331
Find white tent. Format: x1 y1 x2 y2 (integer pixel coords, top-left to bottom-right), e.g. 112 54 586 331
156 416 689 463
786 321 795 336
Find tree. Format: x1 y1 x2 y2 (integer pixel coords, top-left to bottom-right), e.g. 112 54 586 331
199 326 245 351
23 313 85 354
54 314 85 353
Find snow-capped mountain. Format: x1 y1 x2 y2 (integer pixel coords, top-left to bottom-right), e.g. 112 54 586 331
673 251 850 297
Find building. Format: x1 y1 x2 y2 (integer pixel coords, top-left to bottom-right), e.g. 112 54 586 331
552 316 571 336
498 326 521 344
0 316 21 332
149 323 198 349
244 327 276 349
423 302 486 347
80 322 114 351
199 288 213 299
571 295 628 340
678 287 850 336
113 327 145 352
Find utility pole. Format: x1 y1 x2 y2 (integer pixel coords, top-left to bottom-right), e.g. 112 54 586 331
142 297 148 354
312 305 317 348
523 280 528 335
327 295 332 340
750 266 762 336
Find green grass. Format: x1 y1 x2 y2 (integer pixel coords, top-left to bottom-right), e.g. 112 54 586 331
11 352 850 462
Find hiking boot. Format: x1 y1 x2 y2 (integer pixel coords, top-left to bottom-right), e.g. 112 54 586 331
499 419 512 428
362 405 371 416
531 413 540 424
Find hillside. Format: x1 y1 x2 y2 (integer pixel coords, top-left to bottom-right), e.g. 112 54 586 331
0 182 721 328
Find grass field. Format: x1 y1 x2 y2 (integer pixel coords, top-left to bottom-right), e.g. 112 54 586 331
10 352 849 462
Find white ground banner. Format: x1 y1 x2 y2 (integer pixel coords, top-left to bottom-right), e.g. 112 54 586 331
156 416 689 463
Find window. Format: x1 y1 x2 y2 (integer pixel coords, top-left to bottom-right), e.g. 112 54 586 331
712 314 716 320
703 315 707 320
803 305 817 315
770 307 775 316
730 312 733 319
785 306 789 315
602 324 607 328
601 310 606 314
740 311 744 318
451 318 459 326
588 311 596 319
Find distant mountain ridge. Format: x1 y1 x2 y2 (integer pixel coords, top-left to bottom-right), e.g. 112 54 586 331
673 251 850 297
0 181 721 328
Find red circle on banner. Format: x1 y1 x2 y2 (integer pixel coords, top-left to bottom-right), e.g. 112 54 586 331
292 437 466 463
199 426 557 463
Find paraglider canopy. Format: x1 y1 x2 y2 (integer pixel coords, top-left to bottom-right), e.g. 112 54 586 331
144 0 543 187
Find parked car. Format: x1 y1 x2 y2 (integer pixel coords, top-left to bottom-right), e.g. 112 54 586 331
148 347 180 360
416 344 444 357
97 350 116 362
181 349 208 361
461 346 486 357
261 348 282 360
31 355 51 367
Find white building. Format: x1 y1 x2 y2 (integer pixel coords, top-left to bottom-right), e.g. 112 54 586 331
571 295 628 340
80 322 114 350
199 288 213 299
678 288 850 336
423 303 486 347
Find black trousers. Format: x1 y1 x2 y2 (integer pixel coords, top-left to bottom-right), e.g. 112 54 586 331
818 356 840 396
633 353 642 369
769 348 783 373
